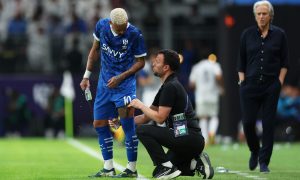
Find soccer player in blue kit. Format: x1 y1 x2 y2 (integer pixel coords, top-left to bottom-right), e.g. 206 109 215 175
80 8 146 178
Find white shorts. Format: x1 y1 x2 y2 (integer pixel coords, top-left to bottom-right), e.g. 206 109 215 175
195 101 219 117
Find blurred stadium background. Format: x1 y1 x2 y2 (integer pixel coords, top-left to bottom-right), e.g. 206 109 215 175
0 0 300 144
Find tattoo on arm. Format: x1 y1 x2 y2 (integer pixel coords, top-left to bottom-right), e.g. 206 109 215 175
86 40 100 71
119 57 145 80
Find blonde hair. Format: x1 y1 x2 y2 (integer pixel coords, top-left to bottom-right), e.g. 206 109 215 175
110 8 128 25
253 0 274 22
208 53 217 62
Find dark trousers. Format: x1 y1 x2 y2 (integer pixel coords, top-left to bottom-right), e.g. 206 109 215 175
136 124 205 176
239 78 281 165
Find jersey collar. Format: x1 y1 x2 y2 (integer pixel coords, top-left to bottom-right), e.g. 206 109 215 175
110 22 130 36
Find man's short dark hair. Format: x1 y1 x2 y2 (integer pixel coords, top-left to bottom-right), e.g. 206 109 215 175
158 49 180 72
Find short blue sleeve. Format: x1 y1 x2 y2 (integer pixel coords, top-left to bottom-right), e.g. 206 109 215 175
93 20 103 41
133 30 147 58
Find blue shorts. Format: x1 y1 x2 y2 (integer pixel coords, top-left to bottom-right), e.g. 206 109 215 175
94 86 136 120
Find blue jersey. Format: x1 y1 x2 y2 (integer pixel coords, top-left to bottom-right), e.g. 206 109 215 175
93 18 147 92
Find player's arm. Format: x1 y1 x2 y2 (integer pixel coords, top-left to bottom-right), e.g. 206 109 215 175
189 81 196 91
279 68 287 85
107 57 145 88
216 73 225 95
80 39 100 90
237 31 246 85
189 67 196 91
86 39 100 73
129 99 171 124
278 32 288 85
238 72 245 85
138 106 170 125
134 105 158 125
122 57 146 79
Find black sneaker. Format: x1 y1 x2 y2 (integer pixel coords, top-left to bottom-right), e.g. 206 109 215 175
114 168 138 178
260 163 270 173
88 168 116 177
195 152 214 179
153 166 181 180
249 152 258 170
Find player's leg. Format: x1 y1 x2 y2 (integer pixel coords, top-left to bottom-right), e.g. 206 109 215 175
208 116 218 144
199 118 208 144
114 92 138 177
208 102 219 145
196 101 209 144
89 89 118 177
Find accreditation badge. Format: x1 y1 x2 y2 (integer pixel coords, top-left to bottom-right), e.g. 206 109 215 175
172 113 188 137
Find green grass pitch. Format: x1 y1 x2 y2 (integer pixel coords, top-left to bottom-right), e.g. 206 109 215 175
0 138 299 179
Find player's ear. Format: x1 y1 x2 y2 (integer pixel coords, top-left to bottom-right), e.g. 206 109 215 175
163 64 170 71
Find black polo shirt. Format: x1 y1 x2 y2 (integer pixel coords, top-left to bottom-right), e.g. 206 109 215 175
152 73 200 130
237 25 289 79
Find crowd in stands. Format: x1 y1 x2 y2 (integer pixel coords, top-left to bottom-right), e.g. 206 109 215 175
277 85 300 122
0 0 112 74
0 0 215 75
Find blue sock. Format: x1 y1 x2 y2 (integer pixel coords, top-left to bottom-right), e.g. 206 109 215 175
120 117 138 161
95 126 113 160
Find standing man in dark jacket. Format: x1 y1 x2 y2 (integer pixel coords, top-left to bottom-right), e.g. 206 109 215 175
237 0 289 173
129 49 214 179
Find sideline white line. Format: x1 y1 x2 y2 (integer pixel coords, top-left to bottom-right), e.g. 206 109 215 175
67 138 148 179
218 144 267 180
226 170 267 180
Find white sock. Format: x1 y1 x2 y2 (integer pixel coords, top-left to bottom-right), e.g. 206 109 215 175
104 159 114 170
162 161 173 168
126 161 136 172
190 158 197 170
200 118 208 143
208 116 219 135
